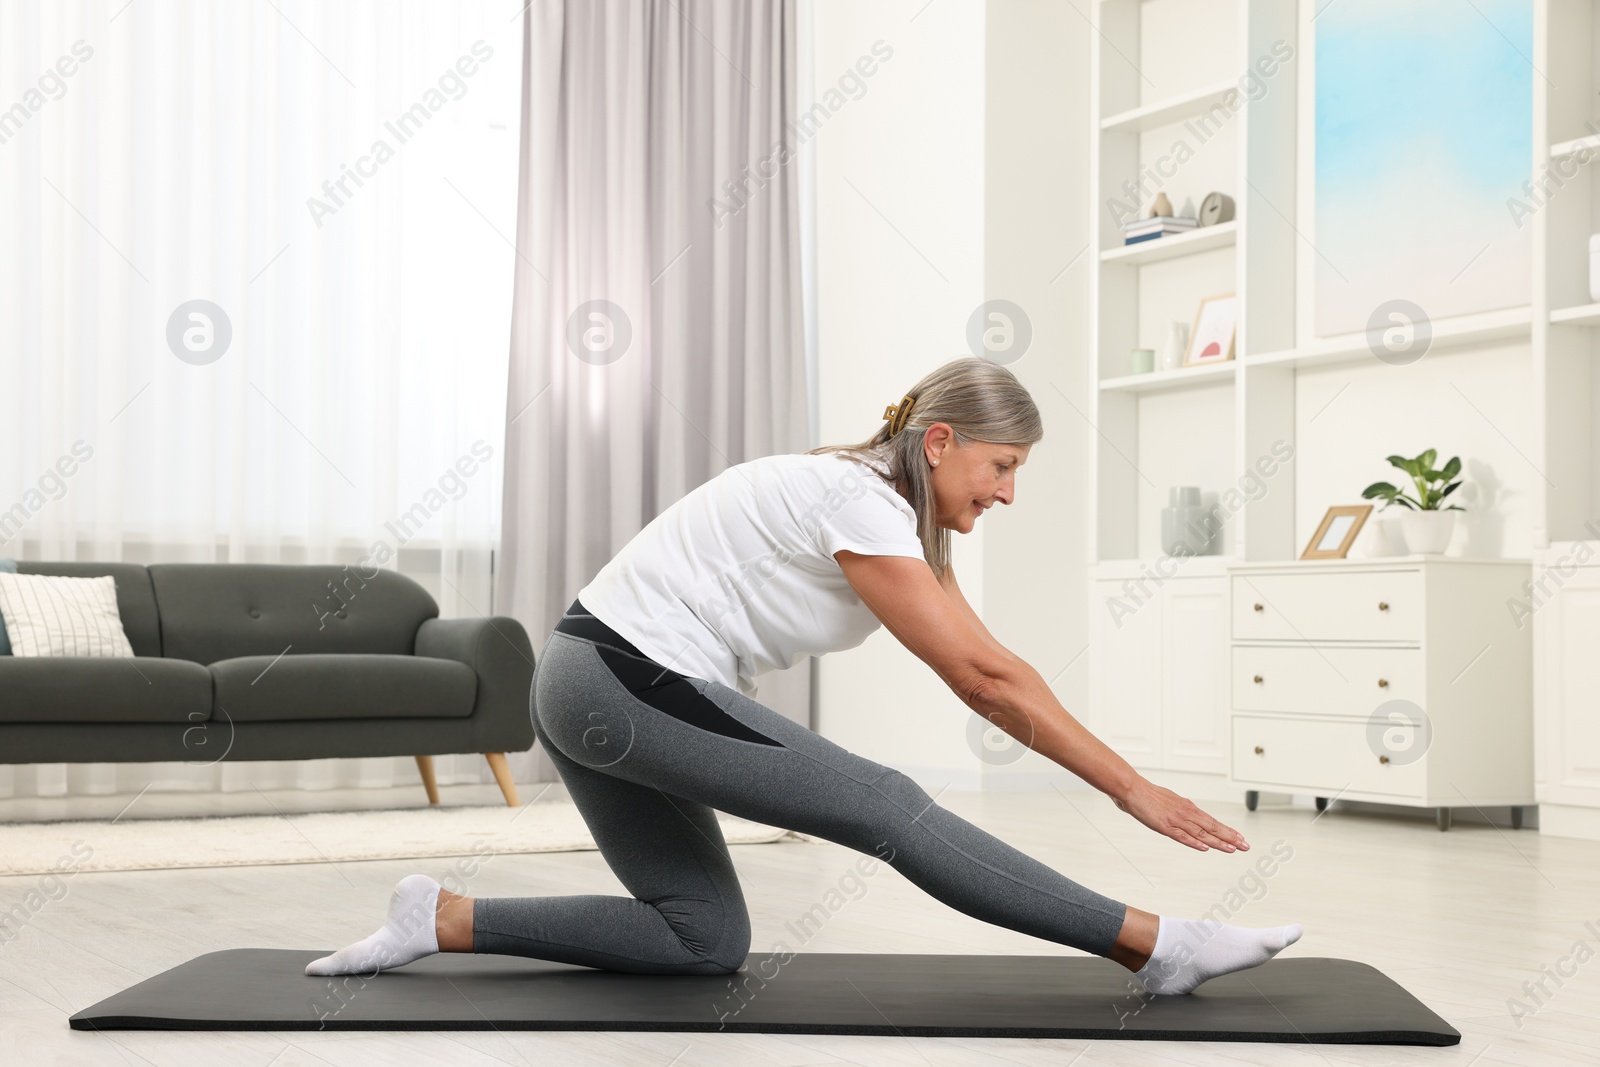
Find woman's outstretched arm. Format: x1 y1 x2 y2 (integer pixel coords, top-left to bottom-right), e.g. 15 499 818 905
838 551 1248 854
966 648 1248 853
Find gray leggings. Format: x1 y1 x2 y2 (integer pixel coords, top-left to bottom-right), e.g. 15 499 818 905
472 614 1129 974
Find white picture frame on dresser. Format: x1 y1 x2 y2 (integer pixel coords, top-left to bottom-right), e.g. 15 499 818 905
1227 555 1533 831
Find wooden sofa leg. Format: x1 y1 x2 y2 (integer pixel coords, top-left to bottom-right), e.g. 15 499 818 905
484 752 518 807
415 755 441 806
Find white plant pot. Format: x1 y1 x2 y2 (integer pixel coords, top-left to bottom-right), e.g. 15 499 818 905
1398 510 1456 555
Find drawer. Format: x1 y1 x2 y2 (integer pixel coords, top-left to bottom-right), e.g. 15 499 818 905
1232 570 1420 642
1232 715 1425 798
1233 646 1423 716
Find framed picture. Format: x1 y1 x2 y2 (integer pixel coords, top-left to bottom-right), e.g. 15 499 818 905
1313 2 1529 337
1301 504 1373 560
1183 292 1238 367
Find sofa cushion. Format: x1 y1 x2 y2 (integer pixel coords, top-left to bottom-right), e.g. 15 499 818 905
0 657 212 724
0 573 136 657
16 562 161 657
210 654 476 722
149 564 439 665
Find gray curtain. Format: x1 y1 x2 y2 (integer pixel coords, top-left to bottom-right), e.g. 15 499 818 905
497 0 810 778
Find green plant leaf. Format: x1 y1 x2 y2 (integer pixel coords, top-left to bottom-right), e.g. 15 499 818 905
1371 450 1465 513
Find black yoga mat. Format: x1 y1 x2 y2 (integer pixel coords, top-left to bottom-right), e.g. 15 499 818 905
71 949 1460 1045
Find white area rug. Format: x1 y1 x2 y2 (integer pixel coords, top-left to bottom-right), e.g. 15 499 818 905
0 802 801 876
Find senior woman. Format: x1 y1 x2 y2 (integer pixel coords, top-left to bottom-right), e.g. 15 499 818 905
308 357 1301 995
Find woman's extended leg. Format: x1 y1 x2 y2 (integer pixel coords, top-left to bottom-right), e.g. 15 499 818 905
678 659 1299 994
523 626 1297 993
528 628 1133 959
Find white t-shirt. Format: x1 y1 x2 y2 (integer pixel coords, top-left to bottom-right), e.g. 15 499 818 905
576 451 927 696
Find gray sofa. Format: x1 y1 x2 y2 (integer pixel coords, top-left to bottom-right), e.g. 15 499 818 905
0 562 535 805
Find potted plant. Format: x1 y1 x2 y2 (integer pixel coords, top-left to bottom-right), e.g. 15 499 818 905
1361 449 1465 555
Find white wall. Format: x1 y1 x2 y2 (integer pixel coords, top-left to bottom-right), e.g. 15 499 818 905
1294 340 1534 558
807 0 1095 790
975 0 1096 790
807 0 986 781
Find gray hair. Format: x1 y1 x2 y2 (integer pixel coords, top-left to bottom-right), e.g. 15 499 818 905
806 357 1044 580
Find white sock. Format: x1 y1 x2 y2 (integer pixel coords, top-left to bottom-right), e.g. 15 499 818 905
1133 916 1303 995
305 874 442 977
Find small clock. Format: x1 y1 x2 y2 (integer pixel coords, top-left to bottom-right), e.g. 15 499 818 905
1198 191 1236 227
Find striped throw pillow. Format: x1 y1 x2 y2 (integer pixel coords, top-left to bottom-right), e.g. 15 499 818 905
0 573 135 658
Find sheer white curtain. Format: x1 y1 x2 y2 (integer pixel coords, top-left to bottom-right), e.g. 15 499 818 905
0 0 525 801
497 0 811 782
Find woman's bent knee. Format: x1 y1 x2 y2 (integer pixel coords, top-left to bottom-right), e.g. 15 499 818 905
701 909 751 974
653 893 749 975
676 952 746 976
659 932 747 975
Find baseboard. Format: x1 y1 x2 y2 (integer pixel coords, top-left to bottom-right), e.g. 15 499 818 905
892 766 1246 802
888 764 1096 794
887 765 985 793
978 768 1097 793
1138 768 1241 805
1537 803 1600 840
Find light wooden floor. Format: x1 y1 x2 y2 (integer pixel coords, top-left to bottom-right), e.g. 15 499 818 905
2 782 1597 1066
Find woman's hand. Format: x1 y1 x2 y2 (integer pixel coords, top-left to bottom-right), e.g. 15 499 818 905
1113 777 1249 852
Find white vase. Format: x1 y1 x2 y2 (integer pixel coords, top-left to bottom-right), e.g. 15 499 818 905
1398 510 1456 555
1357 514 1397 558
1159 320 1189 372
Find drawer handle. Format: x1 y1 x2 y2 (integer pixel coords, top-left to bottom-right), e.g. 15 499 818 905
1254 745 1265 755
1377 678 1389 688
1378 601 1389 612
1378 754 1390 765
1253 603 1264 613
1253 674 1264 685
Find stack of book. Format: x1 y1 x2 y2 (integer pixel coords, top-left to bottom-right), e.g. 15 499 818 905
1123 215 1198 245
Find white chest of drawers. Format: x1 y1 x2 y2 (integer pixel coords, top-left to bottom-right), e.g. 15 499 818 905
1227 556 1533 830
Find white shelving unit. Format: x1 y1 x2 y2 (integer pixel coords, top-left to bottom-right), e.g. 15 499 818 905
1529 0 1600 839
1086 0 1299 803
1088 0 1548 573
1089 0 1298 572
1085 0 1548 817
1534 0 1600 549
